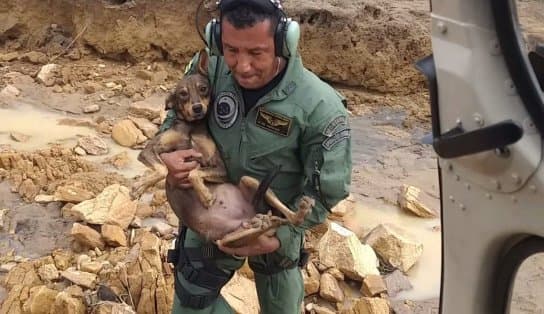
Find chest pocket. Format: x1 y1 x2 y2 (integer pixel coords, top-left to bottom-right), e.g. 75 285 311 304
245 107 304 199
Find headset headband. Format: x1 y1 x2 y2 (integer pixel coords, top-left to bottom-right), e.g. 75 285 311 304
217 0 283 14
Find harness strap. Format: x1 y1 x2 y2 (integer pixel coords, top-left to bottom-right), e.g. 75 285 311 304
168 225 233 308
173 268 220 309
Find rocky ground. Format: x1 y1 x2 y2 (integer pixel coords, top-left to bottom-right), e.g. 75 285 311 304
0 0 542 313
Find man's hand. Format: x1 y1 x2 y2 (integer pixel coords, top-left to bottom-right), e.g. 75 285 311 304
160 149 202 189
217 233 280 257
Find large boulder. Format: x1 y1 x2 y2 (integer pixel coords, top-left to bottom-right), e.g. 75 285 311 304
398 184 438 218
71 223 105 250
67 184 137 229
111 119 147 148
22 285 58 314
364 224 423 273
317 222 380 281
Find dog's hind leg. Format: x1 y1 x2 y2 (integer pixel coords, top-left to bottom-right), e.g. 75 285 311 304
239 176 313 226
188 167 227 208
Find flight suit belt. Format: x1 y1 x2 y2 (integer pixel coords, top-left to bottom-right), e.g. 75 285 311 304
249 248 310 275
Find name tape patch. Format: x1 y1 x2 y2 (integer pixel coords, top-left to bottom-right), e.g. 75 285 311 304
322 128 350 150
323 115 348 137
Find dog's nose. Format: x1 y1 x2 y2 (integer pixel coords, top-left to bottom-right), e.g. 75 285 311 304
192 104 203 114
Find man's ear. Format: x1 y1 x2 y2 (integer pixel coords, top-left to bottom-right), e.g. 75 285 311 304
197 49 209 76
165 92 175 110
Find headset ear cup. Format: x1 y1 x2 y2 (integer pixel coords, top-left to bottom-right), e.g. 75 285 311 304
282 19 300 58
275 18 286 57
214 19 223 55
205 19 222 56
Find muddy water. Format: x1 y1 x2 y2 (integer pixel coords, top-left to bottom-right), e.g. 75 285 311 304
347 113 441 301
0 104 148 178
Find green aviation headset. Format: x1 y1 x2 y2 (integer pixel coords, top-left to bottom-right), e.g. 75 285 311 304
204 0 300 58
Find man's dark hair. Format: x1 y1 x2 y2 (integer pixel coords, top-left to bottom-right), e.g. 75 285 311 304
222 5 280 35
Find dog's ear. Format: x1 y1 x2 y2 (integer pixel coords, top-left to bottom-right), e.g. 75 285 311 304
165 92 176 110
197 49 209 76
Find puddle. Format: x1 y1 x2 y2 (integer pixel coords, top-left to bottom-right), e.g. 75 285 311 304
344 197 441 301
0 103 148 179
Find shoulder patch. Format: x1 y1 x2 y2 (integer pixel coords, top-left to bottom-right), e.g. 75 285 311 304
322 128 350 151
323 115 348 137
255 107 292 137
214 91 239 129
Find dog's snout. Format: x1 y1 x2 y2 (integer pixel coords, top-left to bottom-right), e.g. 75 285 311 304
192 104 203 114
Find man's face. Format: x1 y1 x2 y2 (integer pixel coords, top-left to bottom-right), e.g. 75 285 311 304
221 19 278 90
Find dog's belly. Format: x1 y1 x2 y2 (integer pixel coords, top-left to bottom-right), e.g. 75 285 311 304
166 183 256 241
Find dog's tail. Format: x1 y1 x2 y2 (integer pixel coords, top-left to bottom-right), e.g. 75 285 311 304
252 165 283 214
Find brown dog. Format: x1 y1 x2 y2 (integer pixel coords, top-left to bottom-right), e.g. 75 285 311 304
133 50 313 248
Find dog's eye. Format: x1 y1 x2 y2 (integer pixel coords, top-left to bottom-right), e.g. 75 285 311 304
179 90 189 98
199 86 208 94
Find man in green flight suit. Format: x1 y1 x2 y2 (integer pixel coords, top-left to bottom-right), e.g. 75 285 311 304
159 0 352 313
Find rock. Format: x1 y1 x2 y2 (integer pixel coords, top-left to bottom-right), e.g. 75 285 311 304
135 202 154 218
383 270 413 297
0 52 19 62
128 116 159 138
53 85 63 93
237 260 254 280
319 272 344 303
67 184 137 229
83 104 101 113
61 269 97 289
18 178 40 201
73 146 87 156
302 261 320 296
361 275 387 297
0 208 7 231
34 194 55 203
364 224 423 273
342 297 390 314
317 222 380 281
0 85 21 98
83 82 101 94
54 185 95 203
77 135 109 155
37 64 59 86
51 291 86 314
52 250 74 271
129 100 163 121
71 223 105 250
136 69 154 81
22 285 58 314
80 261 103 274
326 267 345 281
94 302 135 314
20 51 48 64
0 262 17 273
101 224 127 247
76 255 91 270
141 218 173 236
10 131 30 142
111 119 147 147
37 264 59 282
221 273 260 314
130 216 142 228
103 151 131 169
398 185 438 218
311 304 337 314
4 261 42 289
330 194 355 221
